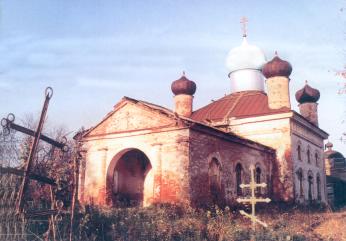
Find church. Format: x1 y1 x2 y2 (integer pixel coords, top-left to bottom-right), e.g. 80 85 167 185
79 30 329 207
324 141 346 206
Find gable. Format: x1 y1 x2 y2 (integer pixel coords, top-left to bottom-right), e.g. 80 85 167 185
86 100 175 136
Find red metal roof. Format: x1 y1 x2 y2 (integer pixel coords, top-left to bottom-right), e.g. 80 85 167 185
191 91 290 122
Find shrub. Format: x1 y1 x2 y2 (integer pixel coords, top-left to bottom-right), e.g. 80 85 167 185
73 204 311 241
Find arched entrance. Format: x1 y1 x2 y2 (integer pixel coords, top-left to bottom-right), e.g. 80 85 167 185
106 149 152 207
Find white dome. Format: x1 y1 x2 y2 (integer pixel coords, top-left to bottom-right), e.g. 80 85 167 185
226 37 267 73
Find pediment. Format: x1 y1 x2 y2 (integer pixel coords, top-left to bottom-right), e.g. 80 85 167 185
86 99 175 136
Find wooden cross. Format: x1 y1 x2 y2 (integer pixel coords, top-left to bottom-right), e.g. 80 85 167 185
240 16 248 37
237 164 271 230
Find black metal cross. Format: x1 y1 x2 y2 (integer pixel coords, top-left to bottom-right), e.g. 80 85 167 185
1 87 68 213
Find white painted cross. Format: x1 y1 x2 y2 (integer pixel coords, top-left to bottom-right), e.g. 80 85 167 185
237 164 271 230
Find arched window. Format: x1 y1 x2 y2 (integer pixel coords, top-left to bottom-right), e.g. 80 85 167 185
315 153 319 167
255 167 261 195
307 149 311 163
296 168 303 197
235 163 243 196
308 171 313 202
297 145 302 161
209 158 222 204
316 174 321 201
209 158 221 197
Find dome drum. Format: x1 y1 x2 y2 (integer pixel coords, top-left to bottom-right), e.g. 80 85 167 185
229 69 265 93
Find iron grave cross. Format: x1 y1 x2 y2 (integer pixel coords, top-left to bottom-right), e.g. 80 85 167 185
237 164 271 230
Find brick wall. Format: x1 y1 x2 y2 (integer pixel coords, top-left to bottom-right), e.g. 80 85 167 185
188 128 274 207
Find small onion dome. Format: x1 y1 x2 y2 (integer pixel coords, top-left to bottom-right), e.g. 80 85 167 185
171 73 196 96
225 37 266 73
262 53 292 78
325 141 333 150
295 82 320 104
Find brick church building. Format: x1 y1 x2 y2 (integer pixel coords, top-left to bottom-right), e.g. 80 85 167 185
79 33 328 207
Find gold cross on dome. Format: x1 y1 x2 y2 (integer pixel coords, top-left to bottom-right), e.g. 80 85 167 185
240 16 248 37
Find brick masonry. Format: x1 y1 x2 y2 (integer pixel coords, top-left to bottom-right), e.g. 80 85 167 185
80 98 276 207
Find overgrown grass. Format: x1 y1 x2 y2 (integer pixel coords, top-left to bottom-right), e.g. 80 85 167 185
72 204 314 241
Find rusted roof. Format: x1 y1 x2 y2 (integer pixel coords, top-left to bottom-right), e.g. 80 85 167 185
191 91 290 122
82 96 275 153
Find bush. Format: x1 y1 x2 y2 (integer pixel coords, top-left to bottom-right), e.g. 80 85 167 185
72 204 310 241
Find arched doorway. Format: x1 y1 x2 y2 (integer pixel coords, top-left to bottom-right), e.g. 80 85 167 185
106 149 152 207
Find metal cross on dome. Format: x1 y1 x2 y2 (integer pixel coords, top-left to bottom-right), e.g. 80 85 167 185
237 164 271 230
240 16 248 37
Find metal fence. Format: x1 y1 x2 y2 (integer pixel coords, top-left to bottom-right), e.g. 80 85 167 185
0 172 72 241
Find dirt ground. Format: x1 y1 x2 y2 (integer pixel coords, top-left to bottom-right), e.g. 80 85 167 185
255 206 346 240
313 210 346 241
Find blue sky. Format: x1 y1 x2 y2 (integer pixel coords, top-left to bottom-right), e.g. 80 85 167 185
0 0 345 153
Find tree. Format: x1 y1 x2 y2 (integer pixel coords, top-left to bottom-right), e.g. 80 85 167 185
1 112 76 208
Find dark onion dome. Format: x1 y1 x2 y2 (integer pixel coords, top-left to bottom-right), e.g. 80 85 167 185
262 52 292 78
295 81 320 104
324 142 345 160
325 151 345 160
171 73 197 96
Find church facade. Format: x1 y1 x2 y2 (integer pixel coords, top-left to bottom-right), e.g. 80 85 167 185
79 34 328 207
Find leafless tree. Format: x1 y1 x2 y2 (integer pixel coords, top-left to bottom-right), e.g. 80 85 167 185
1 112 75 205
0 127 21 167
